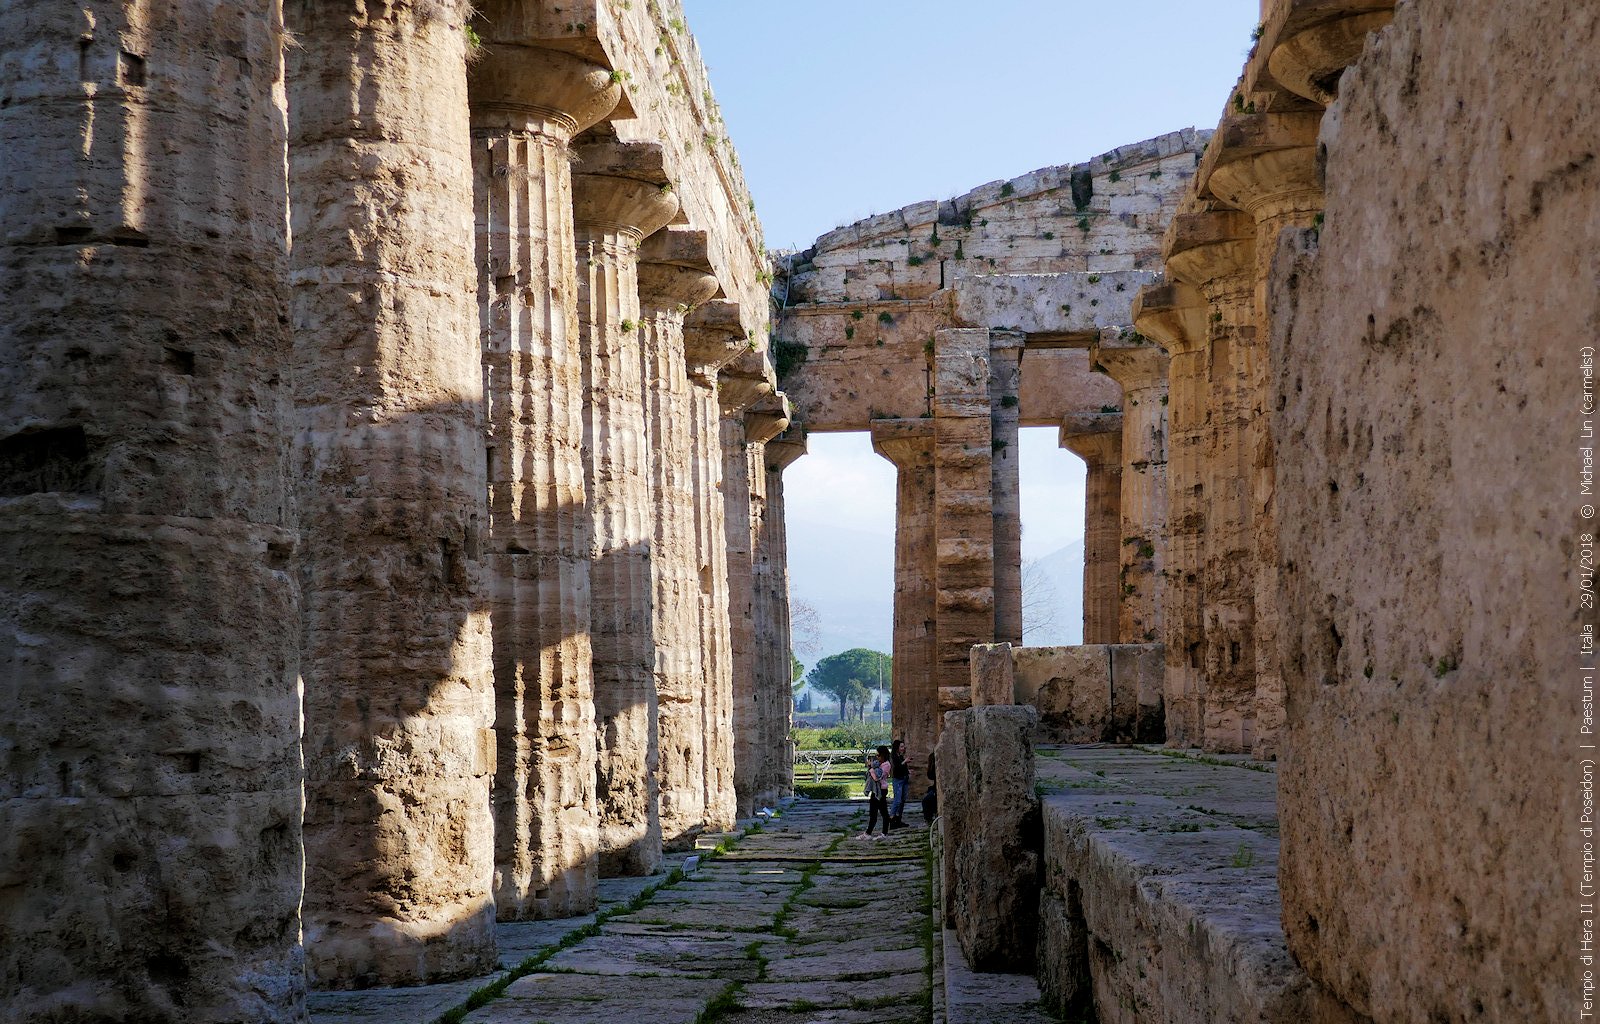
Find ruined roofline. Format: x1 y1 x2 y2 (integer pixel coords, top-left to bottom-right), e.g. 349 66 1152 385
800 127 1213 258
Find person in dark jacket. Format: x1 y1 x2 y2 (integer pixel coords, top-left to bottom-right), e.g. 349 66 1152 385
889 738 911 826
921 749 938 822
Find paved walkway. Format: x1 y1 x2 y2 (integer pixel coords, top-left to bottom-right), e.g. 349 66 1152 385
313 800 934 1024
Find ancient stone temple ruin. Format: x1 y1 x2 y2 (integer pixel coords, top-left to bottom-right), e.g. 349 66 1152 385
0 0 1583 1021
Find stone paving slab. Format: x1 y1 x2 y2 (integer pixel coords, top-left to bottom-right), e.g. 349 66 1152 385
444 800 934 1024
941 926 1054 1024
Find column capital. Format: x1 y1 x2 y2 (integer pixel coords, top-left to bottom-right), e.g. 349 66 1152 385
1163 209 1257 292
1269 3 1396 105
572 173 679 242
685 299 747 373
638 227 720 315
1133 280 1209 357
1059 417 1124 468
571 142 678 241
468 45 620 139
744 392 791 445
1092 329 1169 392
764 429 808 472
1203 111 1325 221
718 349 774 416
870 417 936 469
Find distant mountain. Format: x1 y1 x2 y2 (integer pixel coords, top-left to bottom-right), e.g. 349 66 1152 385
1023 540 1084 647
786 517 894 671
785 516 1085 679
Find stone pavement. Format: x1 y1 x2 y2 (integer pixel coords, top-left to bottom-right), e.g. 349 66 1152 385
312 800 934 1024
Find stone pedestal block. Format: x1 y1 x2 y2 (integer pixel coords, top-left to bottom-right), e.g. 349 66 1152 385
969 642 1017 706
937 705 1041 972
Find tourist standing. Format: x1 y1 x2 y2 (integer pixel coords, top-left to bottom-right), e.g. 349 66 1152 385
889 738 911 826
862 747 893 837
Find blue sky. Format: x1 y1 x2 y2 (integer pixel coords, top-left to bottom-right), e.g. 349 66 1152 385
678 1 1259 648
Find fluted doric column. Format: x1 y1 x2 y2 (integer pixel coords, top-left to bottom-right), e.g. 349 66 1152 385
1166 209 1258 752
469 43 619 921
0 5 302 1018
1207 112 1324 759
737 393 792 817
759 430 807 807
633 229 719 870
681 305 746 844
990 332 1024 646
873 419 939 786
290 2 496 985
1059 417 1125 647
719 362 774 828
1091 332 1170 646
1134 280 1212 746
571 150 679 868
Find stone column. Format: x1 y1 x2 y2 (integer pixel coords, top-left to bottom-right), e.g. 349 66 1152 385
1091 331 1170 646
990 332 1024 646
634 229 719 867
1165 210 1258 752
469 41 620 920
1207 112 1323 759
1059 419 1124 646
932 329 997 711
677 350 735 847
1134 281 1211 747
571 155 679 869
721 372 780 824
0 5 301 1018
873 419 939 788
760 431 807 806
289 2 496 985
739 394 792 817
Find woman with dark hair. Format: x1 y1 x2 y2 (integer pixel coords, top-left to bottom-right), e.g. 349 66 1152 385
921 749 938 822
889 738 911 827
862 745 894 838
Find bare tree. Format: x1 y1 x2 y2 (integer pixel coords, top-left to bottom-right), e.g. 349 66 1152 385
790 598 822 658
1021 557 1063 642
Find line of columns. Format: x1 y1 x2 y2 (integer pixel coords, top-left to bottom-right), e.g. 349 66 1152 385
0 4 800 1016
1133 2 1389 756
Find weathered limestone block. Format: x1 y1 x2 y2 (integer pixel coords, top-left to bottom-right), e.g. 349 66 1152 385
1164 210 1258 753
937 706 1041 972
573 153 679 876
1059 415 1123 646
969 642 1016 706
1272 0 1582 1017
1090 330 1169 646
635 230 720 869
873 419 940 787
1038 791 1356 1024
1013 645 1163 743
468 28 620 919
288 1 498 986
0 3 304 1019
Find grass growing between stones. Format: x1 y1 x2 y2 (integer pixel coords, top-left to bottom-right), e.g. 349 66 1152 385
432 821 755 1024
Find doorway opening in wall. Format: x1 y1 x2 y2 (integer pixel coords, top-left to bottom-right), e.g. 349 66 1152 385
1019 426 1087 647
783 431 894 752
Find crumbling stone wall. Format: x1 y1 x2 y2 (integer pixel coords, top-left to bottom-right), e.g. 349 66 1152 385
1272 0 1584 1017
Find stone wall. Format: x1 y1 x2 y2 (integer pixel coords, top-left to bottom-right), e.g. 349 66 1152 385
1271 0 1584 1018
1012 645 1164 744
